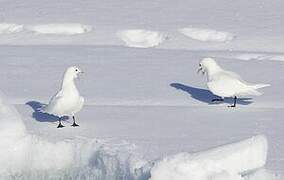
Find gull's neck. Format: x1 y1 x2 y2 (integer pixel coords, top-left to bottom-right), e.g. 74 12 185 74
61 74 77 92
206 63 222 80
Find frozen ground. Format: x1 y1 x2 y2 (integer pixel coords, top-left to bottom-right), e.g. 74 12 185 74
0 0 283 179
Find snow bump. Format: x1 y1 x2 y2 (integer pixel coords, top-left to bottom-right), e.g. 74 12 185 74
117 29 168 48
0 23 23 34
26 23 92 35
179 27 235 42
235 53 284 62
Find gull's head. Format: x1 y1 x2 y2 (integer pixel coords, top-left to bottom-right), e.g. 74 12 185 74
64 66 83 80
198 57 219 75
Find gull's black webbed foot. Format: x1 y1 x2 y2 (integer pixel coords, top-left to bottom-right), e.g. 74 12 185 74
71 122 79 127
71 116 79 127
57 123 65 128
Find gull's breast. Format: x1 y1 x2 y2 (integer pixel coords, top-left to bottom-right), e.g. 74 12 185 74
50 94 84 116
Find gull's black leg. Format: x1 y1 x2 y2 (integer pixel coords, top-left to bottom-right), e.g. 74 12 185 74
57 117 65 128
71 116 79 127
228 96 237 107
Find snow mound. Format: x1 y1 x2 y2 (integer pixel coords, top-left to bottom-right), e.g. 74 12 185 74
0 23 23 34
117 29 167 48
26 23 92 35
150 135 268 180
0 91 74 174
179 27 235 42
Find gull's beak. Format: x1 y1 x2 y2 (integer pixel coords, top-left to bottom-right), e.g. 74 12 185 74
77 71 84 80
197 67 202 74
197 67 205 75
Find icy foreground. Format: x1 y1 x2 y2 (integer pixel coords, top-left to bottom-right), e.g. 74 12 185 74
150 135 268 180
0 93 146 179
0 91 277 179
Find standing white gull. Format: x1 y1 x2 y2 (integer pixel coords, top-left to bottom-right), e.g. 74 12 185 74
198 58 270 107
44 66 84 128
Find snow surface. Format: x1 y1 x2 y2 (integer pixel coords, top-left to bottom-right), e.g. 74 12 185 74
179 27 235 42
117 29 167 48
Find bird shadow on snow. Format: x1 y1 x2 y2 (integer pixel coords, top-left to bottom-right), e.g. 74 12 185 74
170 83 253 105
26 101 69 123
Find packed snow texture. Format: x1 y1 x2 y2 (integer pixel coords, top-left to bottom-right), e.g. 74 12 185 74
117 29 167 48
179 27 235 42
0 23 23 34
150 135 268 180
26 23 92 35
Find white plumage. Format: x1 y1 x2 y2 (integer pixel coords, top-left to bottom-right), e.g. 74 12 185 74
44 66 84 128
198 58 270 107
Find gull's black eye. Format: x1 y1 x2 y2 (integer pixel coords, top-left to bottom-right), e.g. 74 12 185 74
199 64 201 66
75 69 78 72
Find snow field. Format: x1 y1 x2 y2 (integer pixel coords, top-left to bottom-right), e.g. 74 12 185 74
179 27 235 42
150 135 268 180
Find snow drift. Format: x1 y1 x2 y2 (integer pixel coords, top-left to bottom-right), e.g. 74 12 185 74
179 27 235 42
150 135 268 180
117 29 167 48
26 23 92 35
0 23 23 34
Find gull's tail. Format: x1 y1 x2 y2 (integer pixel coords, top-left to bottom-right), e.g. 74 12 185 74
244 83 270 96
252 83 271 90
